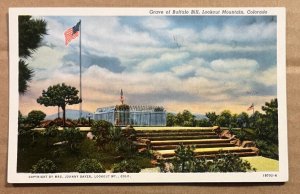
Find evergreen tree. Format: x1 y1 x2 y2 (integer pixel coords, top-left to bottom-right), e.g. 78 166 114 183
19 16 47 94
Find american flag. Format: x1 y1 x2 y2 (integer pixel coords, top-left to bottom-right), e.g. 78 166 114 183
64 21 81 46
247 103 254 111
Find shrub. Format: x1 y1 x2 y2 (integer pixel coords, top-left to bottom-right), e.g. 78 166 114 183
160 145 256 173
111 159 141 173
76 159 105 173
91 120 112 148
204 152 254 172
61 127 83 151
172 144 196 172
43 125 59 147
109 126 122 141
30 158 57 173
27 110 46 127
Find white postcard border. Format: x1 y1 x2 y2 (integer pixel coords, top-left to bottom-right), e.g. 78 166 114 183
8 7 287 183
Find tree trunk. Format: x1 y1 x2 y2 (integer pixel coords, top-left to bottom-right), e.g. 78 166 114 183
62 105 66 127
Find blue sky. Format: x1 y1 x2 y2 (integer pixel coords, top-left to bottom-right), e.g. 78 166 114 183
20 15 277 115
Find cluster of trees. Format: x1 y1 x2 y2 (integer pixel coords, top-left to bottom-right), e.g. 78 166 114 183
167 109 252 128
166 99 278 143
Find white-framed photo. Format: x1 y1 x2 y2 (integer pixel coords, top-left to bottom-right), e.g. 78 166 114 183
8 7 287 183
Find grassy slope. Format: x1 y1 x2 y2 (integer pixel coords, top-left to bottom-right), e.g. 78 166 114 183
242 156 279 171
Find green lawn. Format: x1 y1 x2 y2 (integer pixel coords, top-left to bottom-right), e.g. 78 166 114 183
242 156 279 171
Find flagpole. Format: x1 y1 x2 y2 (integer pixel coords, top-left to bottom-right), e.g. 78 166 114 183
79 19 82 120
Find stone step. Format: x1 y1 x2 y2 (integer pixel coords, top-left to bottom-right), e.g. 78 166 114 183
156 147 255 158
134 127 215 132
160 151 258 160
150 139 231 146
135 129 214 133
138 135 219 141
156 147 256 158
136 131 217 137
151 142 235 150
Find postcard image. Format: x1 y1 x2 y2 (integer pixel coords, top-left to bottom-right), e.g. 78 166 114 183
8 7 287 183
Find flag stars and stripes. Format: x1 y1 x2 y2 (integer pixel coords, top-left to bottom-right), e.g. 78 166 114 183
64 21 81 46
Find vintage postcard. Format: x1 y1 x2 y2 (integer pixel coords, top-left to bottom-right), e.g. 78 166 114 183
8 7 287 183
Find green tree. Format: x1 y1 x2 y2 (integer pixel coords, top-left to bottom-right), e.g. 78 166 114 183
253 98 278 143
175 110 195 126
26 110 46 127
166 113 175 126
19 16 47 94
205 112 218 126
216 110 232 127
196 118 210 127
37 83 82 126
174 112 184 126
237 112 249 128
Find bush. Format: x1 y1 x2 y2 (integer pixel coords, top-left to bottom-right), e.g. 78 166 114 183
172 144 196 172
204 152 254 172
30 158 57 173
160 145 256 173
61 127 83 151
111 159 141 173
43 125 59 147
76 159 105 173
27 110 46 127
91 120 112 148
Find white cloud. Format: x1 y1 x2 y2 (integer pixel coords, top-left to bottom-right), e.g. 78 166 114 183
142 17 171 29
200 22 276 42
255 66 277 86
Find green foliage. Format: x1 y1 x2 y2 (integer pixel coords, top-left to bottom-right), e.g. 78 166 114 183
61 127 83 151
109 126 122 141
166 113 176 126
19 60 34 94
27 110 46 127
255 139 278 159
255 98 278 143
173 110 195 126
111 159 141 173
91 120 113 148
18 111 29 134
43 125 59 147
195 118 211 127
237 112 250 128
205 112 218 126
76 159 105 173
216 110 232 127
37 83 82 126
172 144 196 172
203 152 254 172
30 158 57 173
161 145 255 173
19 16 47 94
